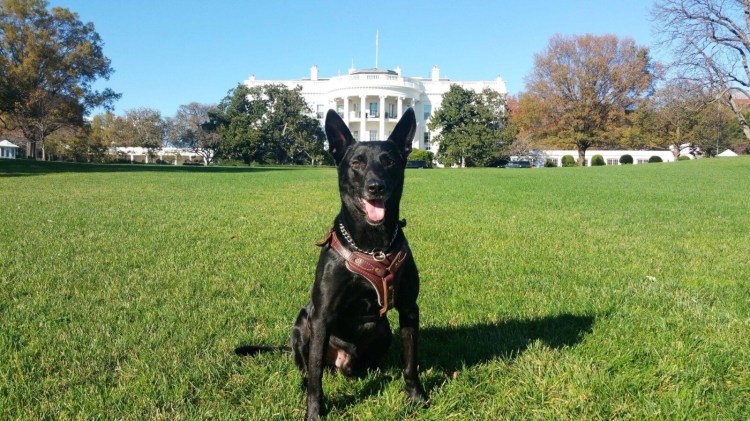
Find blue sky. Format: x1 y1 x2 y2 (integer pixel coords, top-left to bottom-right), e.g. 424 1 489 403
49 0 662 118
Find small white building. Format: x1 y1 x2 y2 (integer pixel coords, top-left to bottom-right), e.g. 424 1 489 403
0 140 19 159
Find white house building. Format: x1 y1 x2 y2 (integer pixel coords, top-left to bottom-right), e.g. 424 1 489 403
244 65 507 152
0 140 19 159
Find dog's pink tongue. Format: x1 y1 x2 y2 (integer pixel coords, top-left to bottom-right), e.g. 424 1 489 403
364 199 385 221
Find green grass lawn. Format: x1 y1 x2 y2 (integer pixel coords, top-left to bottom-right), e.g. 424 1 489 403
1 158 748 419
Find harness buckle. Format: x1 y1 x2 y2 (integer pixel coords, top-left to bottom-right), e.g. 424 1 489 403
372 250 386 261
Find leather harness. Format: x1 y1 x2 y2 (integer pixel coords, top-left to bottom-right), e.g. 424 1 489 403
316 226 409 318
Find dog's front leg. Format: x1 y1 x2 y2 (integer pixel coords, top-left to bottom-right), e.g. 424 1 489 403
399 304 428 407
305 314 328 420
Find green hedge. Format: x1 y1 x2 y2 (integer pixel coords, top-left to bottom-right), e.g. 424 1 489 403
562 155 577 167
649 156 663 163
409 149 434 168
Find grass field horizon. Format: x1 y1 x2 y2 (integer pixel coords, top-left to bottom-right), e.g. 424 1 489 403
1 158 748 419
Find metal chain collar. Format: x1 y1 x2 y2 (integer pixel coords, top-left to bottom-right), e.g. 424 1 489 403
338 222 400 262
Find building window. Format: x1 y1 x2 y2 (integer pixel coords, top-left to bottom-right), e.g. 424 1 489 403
606 158 619 166
317 105 324 119
353 130 359 141
423 132 431 150
369 102 378 118
387 103 395 118
548 158 559 167
637 159 648 164
369 130 377 141
423 104 431 121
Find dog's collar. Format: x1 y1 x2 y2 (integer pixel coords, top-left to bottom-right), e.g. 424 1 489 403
315 225 410 317
337 222 401 261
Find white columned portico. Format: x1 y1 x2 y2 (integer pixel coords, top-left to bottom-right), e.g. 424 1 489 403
379 95 386 139
359 95 366 141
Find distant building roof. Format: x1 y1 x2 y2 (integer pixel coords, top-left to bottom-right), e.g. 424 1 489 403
0 140 19 148
717 149 738 157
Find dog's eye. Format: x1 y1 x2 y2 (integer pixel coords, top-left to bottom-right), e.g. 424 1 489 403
351 159 365 170
382 157 395 167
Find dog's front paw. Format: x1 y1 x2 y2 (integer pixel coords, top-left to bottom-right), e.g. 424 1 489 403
305 396 323 420
305 406 321 420
405 383 429 408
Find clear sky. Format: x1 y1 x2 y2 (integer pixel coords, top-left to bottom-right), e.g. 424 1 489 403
49 0 663 118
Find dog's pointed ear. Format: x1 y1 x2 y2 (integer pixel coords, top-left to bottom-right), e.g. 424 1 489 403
325 109 355 164
387 108 416 160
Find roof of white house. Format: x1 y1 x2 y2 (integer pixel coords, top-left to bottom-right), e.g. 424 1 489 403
0 140 19 148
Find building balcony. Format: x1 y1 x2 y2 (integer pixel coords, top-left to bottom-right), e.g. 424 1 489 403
327 73 423 94
343 110 407 122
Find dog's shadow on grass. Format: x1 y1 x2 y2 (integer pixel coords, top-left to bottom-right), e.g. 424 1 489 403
328 313 595 411
396 313 596 392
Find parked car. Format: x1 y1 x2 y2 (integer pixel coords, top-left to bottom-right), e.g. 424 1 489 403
504 161 532 168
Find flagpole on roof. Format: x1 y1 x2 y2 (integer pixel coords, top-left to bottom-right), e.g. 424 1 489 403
375 29 379 69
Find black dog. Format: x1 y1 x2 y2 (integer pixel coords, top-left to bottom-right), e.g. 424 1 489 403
237 108 427 419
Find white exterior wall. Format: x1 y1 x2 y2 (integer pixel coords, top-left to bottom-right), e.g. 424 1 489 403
243 66 507 153
542 150 676 167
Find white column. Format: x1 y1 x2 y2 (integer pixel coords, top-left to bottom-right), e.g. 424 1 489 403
397 96 404 117
379 95 386 140
413 99 421 150
343 96 350 125
360 95 366 141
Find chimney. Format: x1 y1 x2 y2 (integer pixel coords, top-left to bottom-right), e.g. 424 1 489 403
310 65 319 81
431 65 440 81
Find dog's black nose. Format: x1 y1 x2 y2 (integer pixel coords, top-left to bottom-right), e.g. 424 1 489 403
367 181 385 195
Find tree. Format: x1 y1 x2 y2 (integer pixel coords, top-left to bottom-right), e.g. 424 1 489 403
0 0 119 159
120 108 166 152
90 112 126 148
690 100 744 156
520 34 655 165
208 83 325 165
653 0 750 141
634 80 743 157
428 84 511 167
256 84 325 164
169 102 220 165
61 124 109 163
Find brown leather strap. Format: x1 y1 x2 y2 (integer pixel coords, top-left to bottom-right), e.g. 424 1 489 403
316 227 409 317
